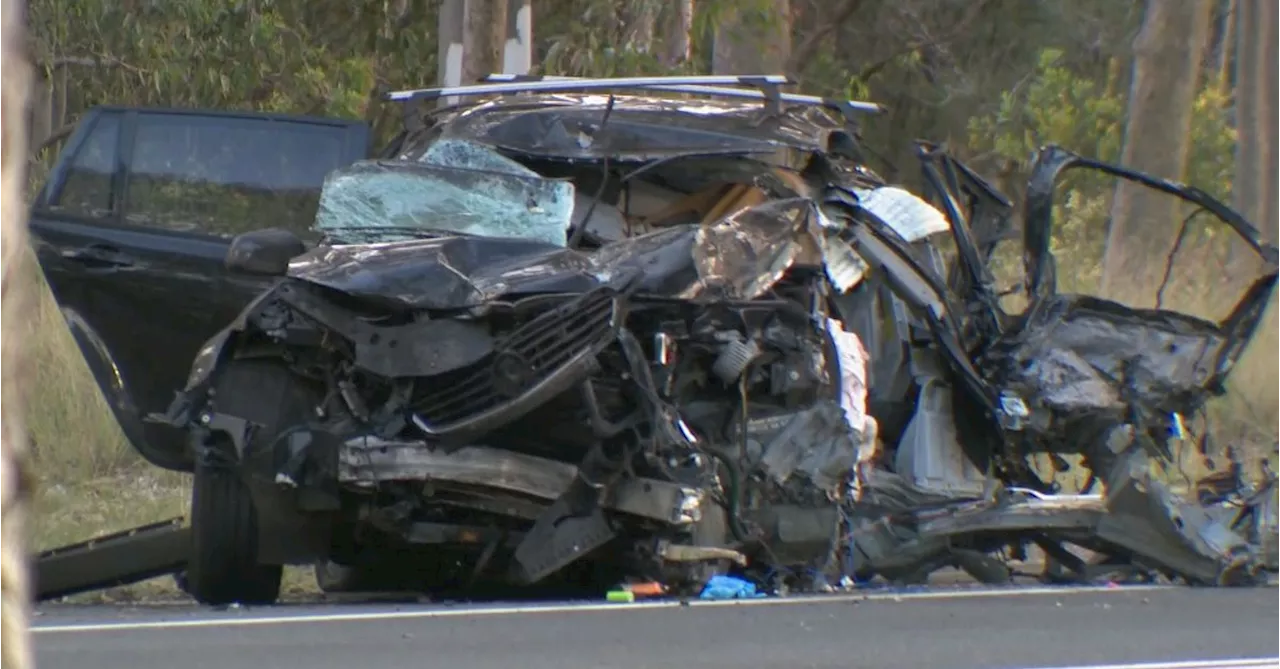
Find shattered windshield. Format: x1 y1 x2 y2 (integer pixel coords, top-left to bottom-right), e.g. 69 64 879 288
313 140 575 246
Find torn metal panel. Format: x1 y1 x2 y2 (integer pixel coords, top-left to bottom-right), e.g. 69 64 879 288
735 401 860 497
687 199 810 300
352 318 495 378
989 295 1230 422
1096 456 1250 585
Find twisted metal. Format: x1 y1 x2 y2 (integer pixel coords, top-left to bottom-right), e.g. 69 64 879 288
2 0 36 665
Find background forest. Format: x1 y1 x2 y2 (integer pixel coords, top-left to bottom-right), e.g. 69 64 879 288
17 0 1279 598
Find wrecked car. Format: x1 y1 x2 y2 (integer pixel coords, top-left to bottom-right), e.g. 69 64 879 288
28 75 1278 606
159 77 911 604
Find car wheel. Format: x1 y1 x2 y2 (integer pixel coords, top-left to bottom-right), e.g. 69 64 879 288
185 359 307 606
186 458 283 606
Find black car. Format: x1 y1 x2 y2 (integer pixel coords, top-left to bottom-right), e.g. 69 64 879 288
31 75 1279 605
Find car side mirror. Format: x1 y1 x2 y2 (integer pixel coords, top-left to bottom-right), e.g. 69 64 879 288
225 228 306 276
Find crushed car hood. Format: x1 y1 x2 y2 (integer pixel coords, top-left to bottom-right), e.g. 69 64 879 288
287 198 876 311
286 228 699 310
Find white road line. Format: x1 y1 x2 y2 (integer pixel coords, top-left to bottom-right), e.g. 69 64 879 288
1018 659 1280 669
33 583 1171 634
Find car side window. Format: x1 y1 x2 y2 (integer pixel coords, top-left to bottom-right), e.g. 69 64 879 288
48 112 121 218
123 113 351 239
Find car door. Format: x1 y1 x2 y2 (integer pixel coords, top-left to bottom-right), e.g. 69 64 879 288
30 106 369 472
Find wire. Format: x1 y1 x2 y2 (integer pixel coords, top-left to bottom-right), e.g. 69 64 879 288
1155 206 1209 310
565 95 617 248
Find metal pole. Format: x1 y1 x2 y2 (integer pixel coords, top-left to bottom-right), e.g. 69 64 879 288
2 0 36 665
502 0 532 75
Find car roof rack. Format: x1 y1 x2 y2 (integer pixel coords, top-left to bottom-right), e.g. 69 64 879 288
384 74 886 122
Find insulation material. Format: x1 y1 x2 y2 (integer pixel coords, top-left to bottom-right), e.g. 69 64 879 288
824 317 879 500
854 186 949 242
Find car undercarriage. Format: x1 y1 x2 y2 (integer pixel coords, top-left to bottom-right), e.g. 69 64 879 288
42 77 1275 606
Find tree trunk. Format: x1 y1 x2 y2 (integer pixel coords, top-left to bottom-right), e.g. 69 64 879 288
1226 0 1263 270
661 0 695 68
1253 0 1277 244
711 0 792 75
1216 0 1236 92
2 0 35 666
1100 0 1215 298
462 0 507 84
622 0 659 55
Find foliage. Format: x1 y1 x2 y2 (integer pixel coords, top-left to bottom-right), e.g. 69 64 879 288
967 48 1239 295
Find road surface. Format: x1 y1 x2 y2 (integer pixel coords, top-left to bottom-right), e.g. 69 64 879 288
32 585 1280 669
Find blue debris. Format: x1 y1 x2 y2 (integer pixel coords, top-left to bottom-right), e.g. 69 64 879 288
698 575 768 600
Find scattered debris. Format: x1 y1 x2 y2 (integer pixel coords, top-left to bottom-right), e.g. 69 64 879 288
700 575 767 600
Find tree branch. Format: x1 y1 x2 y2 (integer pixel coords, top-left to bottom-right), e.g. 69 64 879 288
787 0 861 76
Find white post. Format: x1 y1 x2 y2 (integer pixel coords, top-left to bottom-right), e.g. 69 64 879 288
502 0 533 75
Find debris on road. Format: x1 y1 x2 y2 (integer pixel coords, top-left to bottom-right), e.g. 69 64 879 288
699 575 768 600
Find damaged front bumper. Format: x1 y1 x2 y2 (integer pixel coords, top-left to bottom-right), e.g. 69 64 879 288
338 438 705 528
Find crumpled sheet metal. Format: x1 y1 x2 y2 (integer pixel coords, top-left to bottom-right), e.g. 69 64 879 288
684 197 881 302
687 199 810 300
740 402 861 499
1096 449 1271 585
997 295 1229 416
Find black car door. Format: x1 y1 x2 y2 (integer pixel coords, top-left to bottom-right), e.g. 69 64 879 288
30 107 369 472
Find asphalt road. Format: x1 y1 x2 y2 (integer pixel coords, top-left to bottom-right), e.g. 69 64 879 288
32 585 1279 669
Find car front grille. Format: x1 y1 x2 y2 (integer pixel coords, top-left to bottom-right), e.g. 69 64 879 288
412 288 619 433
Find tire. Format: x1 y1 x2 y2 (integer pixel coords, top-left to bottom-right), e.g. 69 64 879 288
187 460 283 605
185 359 310 606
